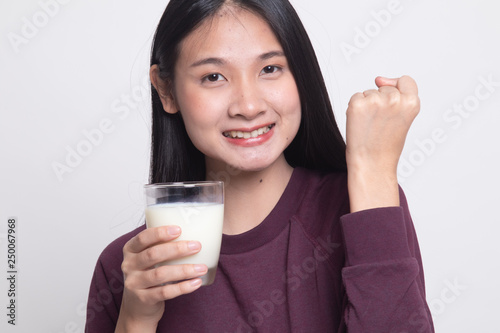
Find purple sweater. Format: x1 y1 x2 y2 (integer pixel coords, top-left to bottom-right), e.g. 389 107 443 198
85 168 434 332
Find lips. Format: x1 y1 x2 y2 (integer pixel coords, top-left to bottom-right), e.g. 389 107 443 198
223 124 275 139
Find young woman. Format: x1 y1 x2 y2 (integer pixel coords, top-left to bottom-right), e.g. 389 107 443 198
86 0 434 332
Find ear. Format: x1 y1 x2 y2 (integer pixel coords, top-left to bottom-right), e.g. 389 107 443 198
150 65 179 114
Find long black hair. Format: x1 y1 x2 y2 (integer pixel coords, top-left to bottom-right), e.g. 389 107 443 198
150 0 347 183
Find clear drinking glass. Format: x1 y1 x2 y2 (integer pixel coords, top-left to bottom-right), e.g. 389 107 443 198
144 181 224 286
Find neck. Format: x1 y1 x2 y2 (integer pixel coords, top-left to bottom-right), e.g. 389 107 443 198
206 155 293 235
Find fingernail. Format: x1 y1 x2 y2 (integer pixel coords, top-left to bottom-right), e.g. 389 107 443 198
188 241 201 251
194 264 207 273
167 226 181 235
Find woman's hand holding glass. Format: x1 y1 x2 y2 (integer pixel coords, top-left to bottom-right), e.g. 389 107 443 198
115 225 207 332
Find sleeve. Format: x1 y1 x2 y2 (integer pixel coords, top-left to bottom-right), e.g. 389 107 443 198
85 253 123 333
85 243 127 333
339 188 434 332
85 225 146 332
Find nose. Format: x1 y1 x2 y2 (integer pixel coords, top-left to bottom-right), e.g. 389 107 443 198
228 77 267 119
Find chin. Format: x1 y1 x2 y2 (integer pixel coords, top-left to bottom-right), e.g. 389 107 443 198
205 148 287 176
228 163 268 174
228 155 285 174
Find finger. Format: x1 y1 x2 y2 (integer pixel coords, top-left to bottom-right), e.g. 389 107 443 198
131 277 203 305
375 76 398 88
135 240 202 271
135 264 208 289
377 85 400 98
125 226 181 254
376 85 401 105
153 278 203 302
362 89 379 97
348 92 364 105
396 75 418 96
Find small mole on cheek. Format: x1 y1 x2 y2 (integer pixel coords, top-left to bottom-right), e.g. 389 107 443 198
260 179 263 183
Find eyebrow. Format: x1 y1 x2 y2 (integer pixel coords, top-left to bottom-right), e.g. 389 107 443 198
259 50 285 61
189 50 285 68
190 57 225 68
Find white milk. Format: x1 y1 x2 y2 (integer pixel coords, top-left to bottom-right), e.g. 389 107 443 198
145 202 224 285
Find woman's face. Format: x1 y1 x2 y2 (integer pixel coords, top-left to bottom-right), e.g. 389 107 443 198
171 7 301 173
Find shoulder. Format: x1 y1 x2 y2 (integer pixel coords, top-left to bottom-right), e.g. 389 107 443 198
293 167 350 213
291 167 350 237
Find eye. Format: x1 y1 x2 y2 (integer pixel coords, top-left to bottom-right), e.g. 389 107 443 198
261 65 281 75
202 73 225 83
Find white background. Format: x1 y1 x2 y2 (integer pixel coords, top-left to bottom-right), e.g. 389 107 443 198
1 0 499 332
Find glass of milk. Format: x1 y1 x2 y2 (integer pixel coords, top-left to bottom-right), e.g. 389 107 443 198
144 181 224 286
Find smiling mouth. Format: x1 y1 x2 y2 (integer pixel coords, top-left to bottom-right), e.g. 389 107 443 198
223 124 275 139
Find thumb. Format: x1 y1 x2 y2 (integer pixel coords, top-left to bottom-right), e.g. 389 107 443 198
375 76 398 88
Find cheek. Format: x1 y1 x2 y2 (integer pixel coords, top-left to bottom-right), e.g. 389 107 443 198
271 80 301 119
283 82 302 137
286 80 301 108
175 90 228 156
177 88 223 131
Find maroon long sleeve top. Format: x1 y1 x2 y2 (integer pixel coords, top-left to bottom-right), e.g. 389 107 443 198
85 167 434 332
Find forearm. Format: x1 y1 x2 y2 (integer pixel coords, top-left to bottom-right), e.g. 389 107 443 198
340 206 434 332
347 166 399 213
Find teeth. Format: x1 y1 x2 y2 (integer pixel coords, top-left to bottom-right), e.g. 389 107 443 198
224 125 273 139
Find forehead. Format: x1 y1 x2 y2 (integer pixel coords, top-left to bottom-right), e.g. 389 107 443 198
177 7 283 64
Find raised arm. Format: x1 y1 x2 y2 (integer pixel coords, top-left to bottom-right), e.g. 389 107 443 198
341 76 434 331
